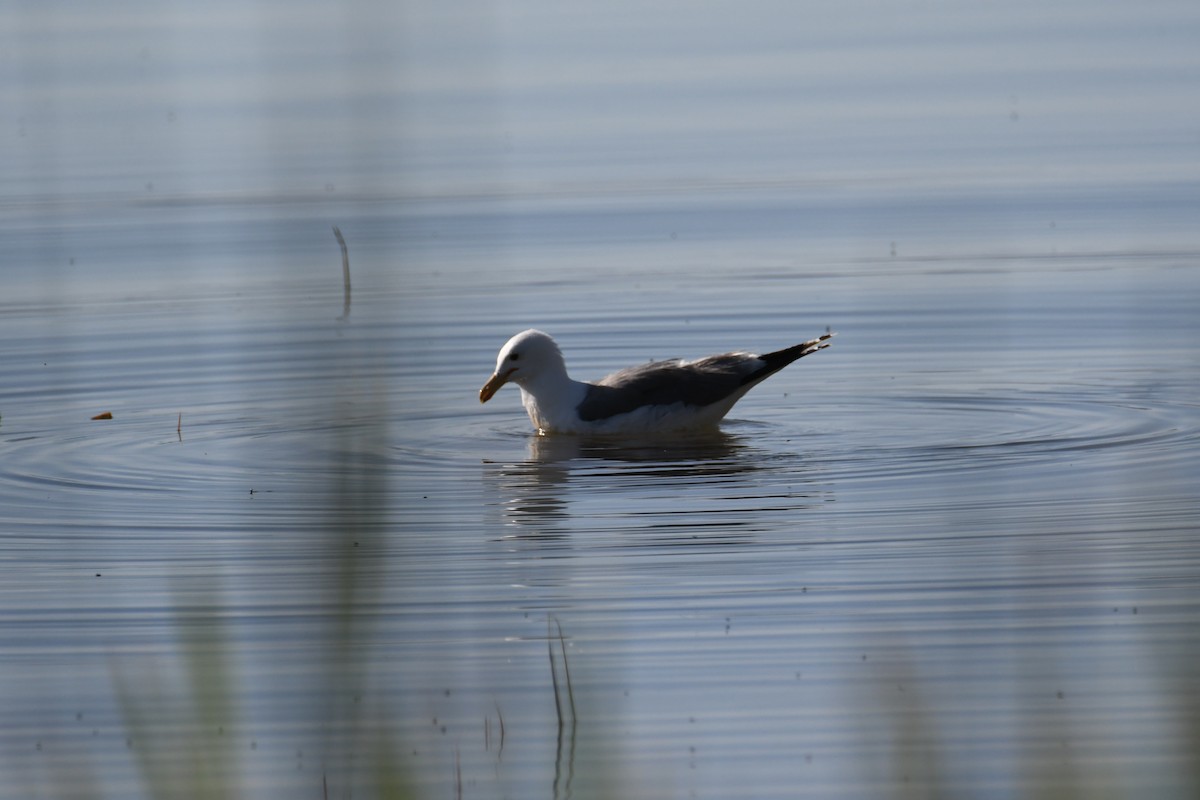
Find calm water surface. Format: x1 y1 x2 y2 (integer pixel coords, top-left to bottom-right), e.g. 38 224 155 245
1 190 1197 798
5 0 1200 797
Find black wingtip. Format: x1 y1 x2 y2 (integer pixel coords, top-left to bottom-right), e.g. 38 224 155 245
744 332 834 385
763 331 834 362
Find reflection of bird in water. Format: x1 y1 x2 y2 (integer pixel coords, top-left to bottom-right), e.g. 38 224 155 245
479 329 833 434
524 430 751 474
486 427 757 522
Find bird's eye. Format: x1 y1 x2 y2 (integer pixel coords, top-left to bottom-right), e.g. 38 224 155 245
509 353 520 361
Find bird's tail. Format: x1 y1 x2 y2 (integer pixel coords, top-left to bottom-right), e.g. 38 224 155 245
744 331 834 385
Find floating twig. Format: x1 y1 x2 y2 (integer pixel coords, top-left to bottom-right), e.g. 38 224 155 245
548 616 564 729
548 615 577 800
495 700 506 756
91 411 113 420
332 225 351 319
553 617 577 722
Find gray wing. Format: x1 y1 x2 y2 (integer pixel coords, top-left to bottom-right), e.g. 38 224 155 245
576 353 761 422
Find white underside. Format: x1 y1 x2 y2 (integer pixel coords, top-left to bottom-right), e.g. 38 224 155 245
524 383 755 435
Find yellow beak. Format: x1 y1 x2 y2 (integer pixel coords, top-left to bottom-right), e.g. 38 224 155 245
479 368 516 403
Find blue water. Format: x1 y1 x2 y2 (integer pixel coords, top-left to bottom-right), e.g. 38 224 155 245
3 1 1200 798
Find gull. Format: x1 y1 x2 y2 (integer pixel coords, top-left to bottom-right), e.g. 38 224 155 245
479 329 833 434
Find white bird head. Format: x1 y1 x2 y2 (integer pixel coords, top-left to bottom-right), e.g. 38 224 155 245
479 329 566 403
